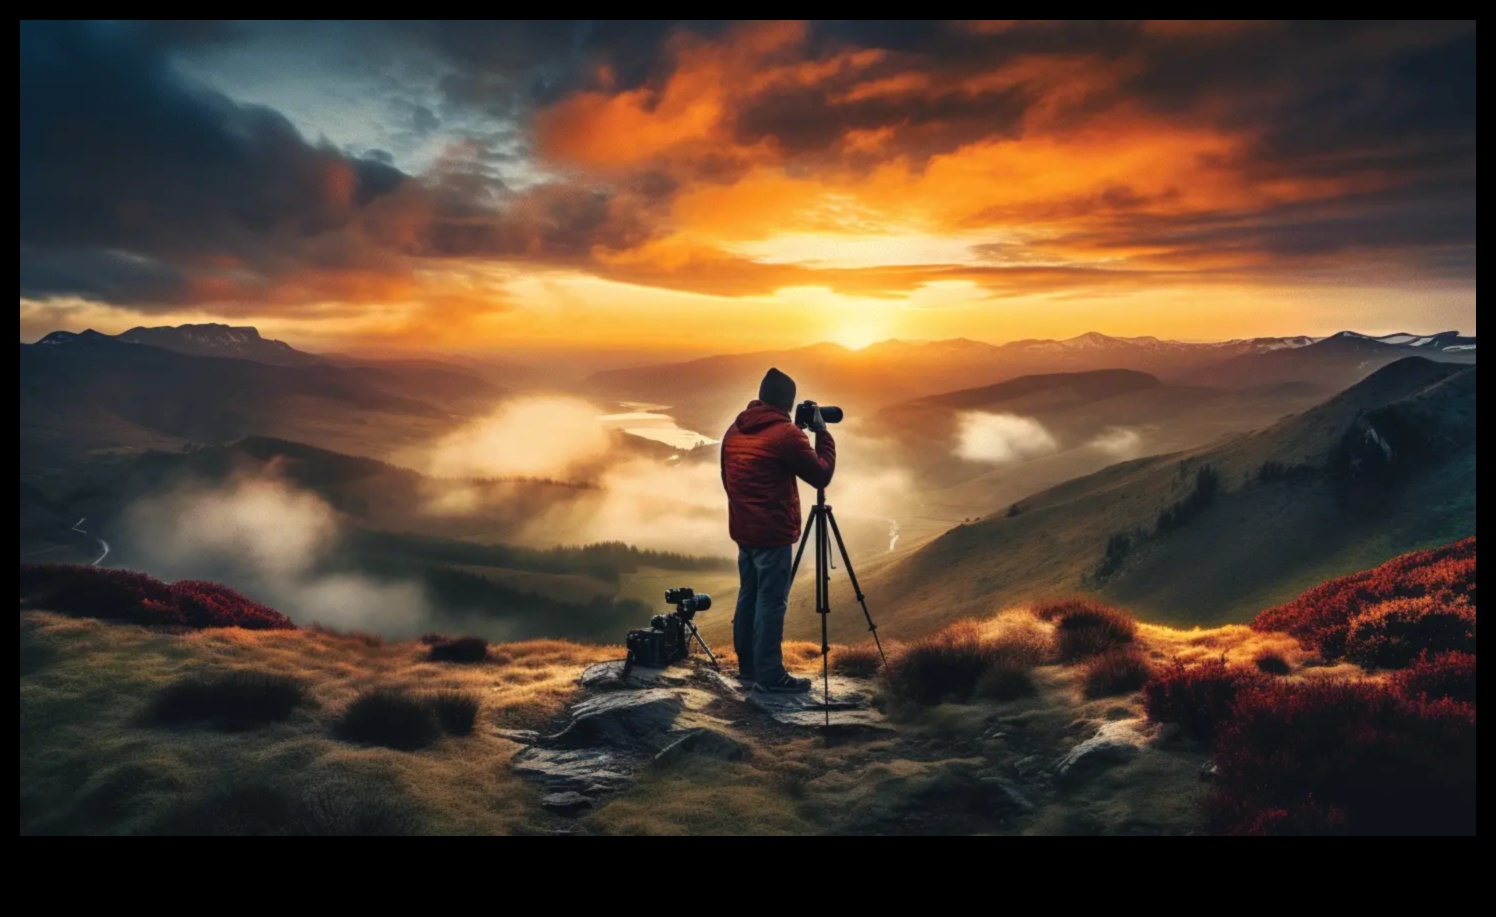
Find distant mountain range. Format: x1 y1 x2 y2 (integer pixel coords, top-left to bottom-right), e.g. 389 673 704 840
20 321 1476 475
583 329 1474 431
1182 331 1475 391
20 327 505 471
117 323 325 366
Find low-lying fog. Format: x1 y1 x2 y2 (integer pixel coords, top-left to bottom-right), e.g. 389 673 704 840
106 394 1152 637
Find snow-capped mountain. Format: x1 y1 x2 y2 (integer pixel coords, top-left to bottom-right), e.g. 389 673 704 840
1329 330 1476 353
997 331 1318 356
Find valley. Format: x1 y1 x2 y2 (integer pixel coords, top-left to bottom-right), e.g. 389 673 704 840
19 322 1477 648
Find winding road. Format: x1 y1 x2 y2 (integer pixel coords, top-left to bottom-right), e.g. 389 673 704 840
70 517 110 566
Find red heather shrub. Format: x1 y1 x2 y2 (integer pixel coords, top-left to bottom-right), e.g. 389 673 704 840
169 581 295 630
1343 596 1476 669
1391 651 1477 705
1230 800 1351 837
1209 679 1476 836
1142 658 1264 742
1252 537 1475 659
18 564 294 631
19 563 181 624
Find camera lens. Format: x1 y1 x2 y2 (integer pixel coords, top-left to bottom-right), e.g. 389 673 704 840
819 406 844 424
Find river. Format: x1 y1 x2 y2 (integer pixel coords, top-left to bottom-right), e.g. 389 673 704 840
597 402 719 451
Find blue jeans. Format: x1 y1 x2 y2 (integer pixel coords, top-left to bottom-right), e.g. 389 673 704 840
733 545 793 683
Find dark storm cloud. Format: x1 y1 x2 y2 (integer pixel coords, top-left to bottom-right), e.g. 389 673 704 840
1057 179 1478 279
424 19 733 107
1116 21 1477 176
19 20 409 301
733 76 1034 160
19 246 191 306
17 20 649 306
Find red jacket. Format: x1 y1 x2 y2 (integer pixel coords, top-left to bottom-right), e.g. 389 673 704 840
721 399 836 547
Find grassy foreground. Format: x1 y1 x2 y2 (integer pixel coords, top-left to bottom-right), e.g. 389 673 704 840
17 604 1309 836
20 538 1473 835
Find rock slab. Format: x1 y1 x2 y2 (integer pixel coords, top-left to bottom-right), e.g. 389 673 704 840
543 688 685 750
1055 718 1151 782
511 747 633 795
654 727 753 766
540 791 594 815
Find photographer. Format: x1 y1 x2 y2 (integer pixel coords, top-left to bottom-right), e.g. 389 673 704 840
720 368 835 693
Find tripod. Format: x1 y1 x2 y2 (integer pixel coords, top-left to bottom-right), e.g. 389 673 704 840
789 487 888 725
682 618 721 670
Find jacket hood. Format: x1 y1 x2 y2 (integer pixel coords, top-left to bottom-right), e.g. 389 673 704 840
734 399 792 434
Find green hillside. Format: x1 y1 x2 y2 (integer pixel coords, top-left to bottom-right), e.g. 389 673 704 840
757 358 1475 641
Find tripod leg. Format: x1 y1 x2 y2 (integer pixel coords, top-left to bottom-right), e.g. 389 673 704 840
818 499 831 727
686 622 720 670
825 507 889 667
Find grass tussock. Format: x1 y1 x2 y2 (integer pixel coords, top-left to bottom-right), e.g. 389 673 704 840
784 641 825 663
427 635 489 663
428 690 481 736
830 642 885 678
1051 602 1137 662
334 688 442 751
1031 596 1113 622
1253 650 1292 676
147 670 307 731
883 620 1046 705
1082 647 1152 698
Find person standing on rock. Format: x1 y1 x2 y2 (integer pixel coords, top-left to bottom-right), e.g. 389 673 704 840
720 367 836 693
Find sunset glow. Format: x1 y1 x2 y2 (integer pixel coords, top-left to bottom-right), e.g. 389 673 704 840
19 20 1476 354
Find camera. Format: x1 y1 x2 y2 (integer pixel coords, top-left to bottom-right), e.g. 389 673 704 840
625 587 714 670
794 400 844 430
665 586 711 621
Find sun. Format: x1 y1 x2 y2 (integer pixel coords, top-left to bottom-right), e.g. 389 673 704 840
829 320 885 350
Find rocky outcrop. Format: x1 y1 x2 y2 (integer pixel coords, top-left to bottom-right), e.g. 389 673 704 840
505 658 887 816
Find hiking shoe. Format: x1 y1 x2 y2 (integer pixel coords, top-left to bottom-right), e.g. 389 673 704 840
753 674 812 694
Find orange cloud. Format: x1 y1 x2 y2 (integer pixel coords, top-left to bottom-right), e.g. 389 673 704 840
22 20 1474 350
